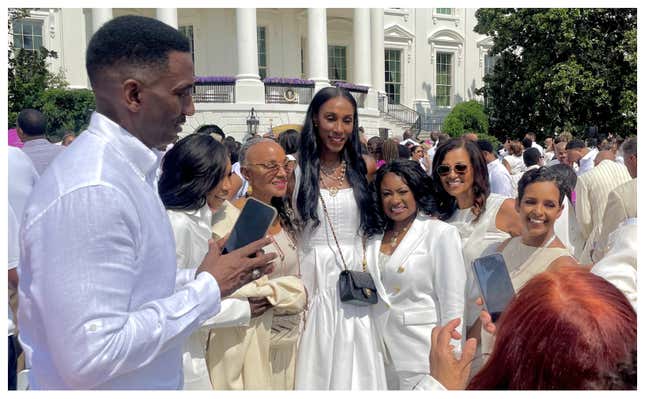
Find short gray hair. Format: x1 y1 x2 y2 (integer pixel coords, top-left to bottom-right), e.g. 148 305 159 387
239 137 275 166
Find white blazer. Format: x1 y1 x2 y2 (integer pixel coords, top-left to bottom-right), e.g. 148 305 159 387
367 214 466 374
167 205 251 390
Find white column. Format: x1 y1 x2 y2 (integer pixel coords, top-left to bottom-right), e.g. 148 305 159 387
354 8 377 110
371 8 387 113
370 8 385 94
307 8 330 93
91 8 112 34
235 8 264 103
156 8 178 29
353 9 371 88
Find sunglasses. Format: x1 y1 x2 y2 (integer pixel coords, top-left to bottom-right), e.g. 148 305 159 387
436 163 469 176
249 160 291 173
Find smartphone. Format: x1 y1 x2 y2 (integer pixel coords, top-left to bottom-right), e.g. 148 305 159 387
222 197 278 255
472 253 515 323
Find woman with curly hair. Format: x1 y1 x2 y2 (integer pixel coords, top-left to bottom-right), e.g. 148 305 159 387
293 86 386 389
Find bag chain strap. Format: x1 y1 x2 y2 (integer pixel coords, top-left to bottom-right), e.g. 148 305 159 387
319 193 367 272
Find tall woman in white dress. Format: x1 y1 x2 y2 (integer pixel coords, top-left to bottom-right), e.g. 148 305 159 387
431 138 522 331
293 87 387 389
158 134 253 389
369 160 466 390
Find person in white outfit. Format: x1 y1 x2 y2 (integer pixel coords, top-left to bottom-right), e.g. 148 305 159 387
293 87 387 389
158 134 260 389
369 160 465 390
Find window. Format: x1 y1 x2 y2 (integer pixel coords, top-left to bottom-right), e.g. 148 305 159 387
257 26 267 79
178 25 195 64
12 19 43 51
385 49 401 104
436 8 453 15
328 45 347 82
484 54 496 76
436 52 453 107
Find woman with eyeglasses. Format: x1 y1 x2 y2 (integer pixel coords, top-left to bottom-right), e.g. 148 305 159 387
369 160 466 389
293 87 386 389
431 138 522 342
207 137 306 390
158 134 254 390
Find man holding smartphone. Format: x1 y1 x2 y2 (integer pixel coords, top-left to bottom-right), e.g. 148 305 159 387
17 15 275 389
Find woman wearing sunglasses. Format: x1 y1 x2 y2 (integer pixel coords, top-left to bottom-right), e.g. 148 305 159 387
431 138 522 341
207 137 306 389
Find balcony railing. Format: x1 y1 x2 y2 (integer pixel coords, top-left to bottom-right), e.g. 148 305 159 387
386 103 419 127
193 81 235 103
264 84 314 105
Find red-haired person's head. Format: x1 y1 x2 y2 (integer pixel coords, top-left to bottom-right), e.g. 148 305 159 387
468 267 636 390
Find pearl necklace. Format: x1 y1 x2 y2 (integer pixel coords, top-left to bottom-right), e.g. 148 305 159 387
319 160 347 197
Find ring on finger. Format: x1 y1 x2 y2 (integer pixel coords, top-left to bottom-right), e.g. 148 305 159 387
251 268 262 280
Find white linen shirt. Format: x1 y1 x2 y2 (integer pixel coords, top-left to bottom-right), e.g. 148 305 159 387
18 112 222 389
486 158 514 198
577 147 599 176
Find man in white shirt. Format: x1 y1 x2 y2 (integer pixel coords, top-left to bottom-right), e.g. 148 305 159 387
525 132 544 156
566 139 599 176
18 15 276 390
523 147 544 172
8 147 39 390
477 140 514 197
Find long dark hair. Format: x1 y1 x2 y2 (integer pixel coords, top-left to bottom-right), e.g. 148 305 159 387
159 134 229 211
296 86 382 237
375 160 439 229
431 137 490 221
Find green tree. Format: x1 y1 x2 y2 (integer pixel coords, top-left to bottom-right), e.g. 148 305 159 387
475 8 636 140
40 88 95 141
441 100 489 137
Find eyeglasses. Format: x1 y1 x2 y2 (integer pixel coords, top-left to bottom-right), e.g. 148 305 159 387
436 163 469 176
249 160 291 173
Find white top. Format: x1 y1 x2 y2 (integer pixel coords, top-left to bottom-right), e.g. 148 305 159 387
370 215 466 374
591 219 637 312
8 147 39 336
446 193 510 326
18 112 222 389
487 158 514 198
577 147 599 176
231 161 249 200
503 154 525 175
531 141 545 156
21 138 65 175
293 169 387 389
167 204 251 390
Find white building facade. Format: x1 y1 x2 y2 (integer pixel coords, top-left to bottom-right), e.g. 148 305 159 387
12 8 494 140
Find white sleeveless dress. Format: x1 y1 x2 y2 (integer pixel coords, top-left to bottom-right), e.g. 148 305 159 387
293 170 387 390
446 193 511 327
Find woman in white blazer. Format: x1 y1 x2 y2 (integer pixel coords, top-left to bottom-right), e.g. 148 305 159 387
158 134 258 389
368 160 467 390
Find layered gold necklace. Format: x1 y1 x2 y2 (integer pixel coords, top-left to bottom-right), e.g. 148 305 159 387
387 216 415 250
319 160 347 197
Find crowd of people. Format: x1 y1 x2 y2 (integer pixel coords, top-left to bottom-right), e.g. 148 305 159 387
8 15 637 390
